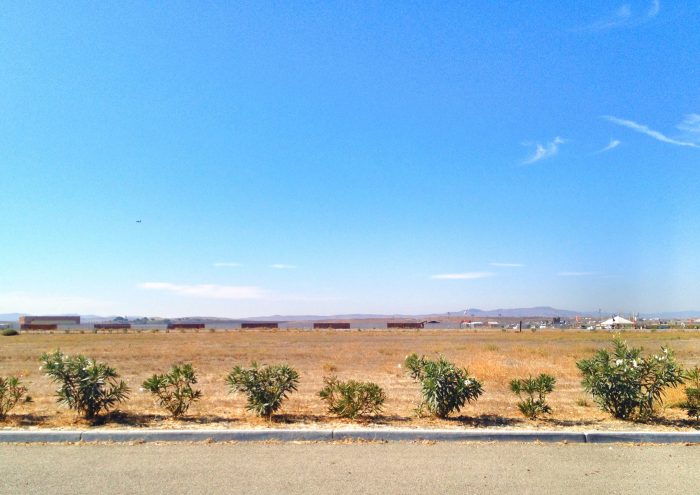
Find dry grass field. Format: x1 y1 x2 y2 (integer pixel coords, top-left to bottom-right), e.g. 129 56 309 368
1 329 699 430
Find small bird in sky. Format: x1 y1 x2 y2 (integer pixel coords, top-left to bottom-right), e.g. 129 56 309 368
136 220 142 223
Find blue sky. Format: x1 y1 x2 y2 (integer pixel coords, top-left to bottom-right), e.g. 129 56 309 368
1 1 699 317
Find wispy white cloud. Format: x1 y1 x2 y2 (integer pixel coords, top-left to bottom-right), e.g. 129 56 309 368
594 139 621 154
604 115 700 148
648 0 660 17
677 113 700 138
139 282 266 300
579 1 660 31
431 272 495 280
557 271 596 277
522 137 565 165
489 262 525 267
270 264 296 269
213 262 242 267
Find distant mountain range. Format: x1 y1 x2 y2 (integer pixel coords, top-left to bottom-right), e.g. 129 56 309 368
452 307 584 318
2 306 700 322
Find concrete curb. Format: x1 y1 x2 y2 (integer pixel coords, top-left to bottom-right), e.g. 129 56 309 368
332 429 587 443
80 429 333 443
0 431 82 443
585 431 700 444
2 429 699 444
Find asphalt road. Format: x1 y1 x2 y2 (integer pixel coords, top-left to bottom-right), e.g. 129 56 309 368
2 441 698 494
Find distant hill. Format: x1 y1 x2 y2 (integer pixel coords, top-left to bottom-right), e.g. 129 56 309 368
641 311 700 319
452 307 586 318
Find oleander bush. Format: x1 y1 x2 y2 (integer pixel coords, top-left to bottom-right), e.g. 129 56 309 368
40 350 130 420
680 366 700 422
0 376 28 419
510 373 556 419
405 353 483 418
142 363 202 418
318 376 386 419
576 337 684 420
226 362 299 419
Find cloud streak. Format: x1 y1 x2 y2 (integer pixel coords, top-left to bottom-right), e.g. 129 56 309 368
604 116 699 148
579 1 660 31
270 264 296 269
139 282 266 300
677 113 700 138
595 139 621 154
431 272 494 280
648 0 660 17
557 271 596 277
522 137 565 164
489 262 525 267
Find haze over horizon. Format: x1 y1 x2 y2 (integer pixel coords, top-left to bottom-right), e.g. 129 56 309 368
2 2 699 318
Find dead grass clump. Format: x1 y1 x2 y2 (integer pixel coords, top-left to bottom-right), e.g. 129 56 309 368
322 362 338 373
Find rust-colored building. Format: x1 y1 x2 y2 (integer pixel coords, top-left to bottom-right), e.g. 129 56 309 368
19 315 80 325
387 322 424 329
313 322 351 329
21 324 58 330
167 323 205 329
241 322 279 329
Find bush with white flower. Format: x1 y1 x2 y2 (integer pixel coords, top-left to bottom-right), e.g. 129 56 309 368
576 337 684 420
40 350 130 420
404 353 483 418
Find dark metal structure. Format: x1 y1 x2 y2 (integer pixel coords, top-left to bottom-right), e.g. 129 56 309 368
387 322 424 329
241 322 279 329
313 322 351 329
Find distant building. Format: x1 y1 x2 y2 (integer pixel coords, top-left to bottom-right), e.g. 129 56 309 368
387 322 424 329
167 323 205 329
241 322 279 329
313 322 351 329
19 316 80 325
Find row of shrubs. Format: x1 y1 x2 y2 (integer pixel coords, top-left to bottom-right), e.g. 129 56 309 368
2 338 700 423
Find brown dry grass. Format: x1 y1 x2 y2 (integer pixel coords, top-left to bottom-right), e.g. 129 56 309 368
1 329 699 430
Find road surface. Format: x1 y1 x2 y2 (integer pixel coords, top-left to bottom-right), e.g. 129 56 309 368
1 441 698 494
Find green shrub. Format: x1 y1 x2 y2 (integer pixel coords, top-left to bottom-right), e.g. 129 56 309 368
0 376 28 419
576 337 684 420
1 329 18 336
404 353 483 418
142 363 202 418
510 374 556 419
318 376 385 419
40 350 130 420
680 366 700 421
226 362 299 419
